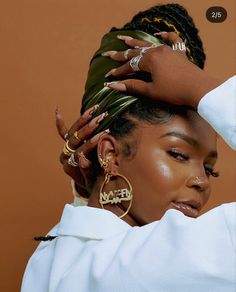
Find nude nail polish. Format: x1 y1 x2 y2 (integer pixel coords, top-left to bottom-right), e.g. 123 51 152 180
117 35 133 41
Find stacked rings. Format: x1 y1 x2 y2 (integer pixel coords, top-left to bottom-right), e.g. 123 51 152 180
172 42 186 52
63 140 76 157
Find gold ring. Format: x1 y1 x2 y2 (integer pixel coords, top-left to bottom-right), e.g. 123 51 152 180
63 144 72 156
63 140 75 156
74 131 83 142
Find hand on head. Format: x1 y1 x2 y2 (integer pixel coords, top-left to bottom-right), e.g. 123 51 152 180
103 32 221 108
55 105 109 199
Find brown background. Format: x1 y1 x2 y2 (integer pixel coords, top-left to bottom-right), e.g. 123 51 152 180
0 0 235 291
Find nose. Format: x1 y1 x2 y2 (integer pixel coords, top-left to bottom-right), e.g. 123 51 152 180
186 175 210 193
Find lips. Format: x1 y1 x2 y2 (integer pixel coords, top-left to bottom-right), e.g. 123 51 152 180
171 201 200 218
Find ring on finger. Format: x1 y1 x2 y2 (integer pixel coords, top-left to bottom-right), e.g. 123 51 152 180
74 131 83 142
129 55 142 72
63 140 76 157
64 133 69 140
172 42 186 52
124 49 131 60
67 153 79 167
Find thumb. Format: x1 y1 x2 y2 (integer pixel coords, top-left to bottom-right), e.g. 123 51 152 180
105 79 150 96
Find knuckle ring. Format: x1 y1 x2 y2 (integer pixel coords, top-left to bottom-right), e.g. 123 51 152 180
172 42 186 52
67 153 79 167
74 131 83 142
129 55 142 72
123 49 131 60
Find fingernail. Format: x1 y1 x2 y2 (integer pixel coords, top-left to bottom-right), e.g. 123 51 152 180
82 104 99 119
102 51 117 57
117 35 133 41
105 82 127 92
96 112 108 124
89 129 110 143
89 112 108 127
104 81 119 87
105 68 116 78
78 152 90 169
55 105 60 116
154 31 168 35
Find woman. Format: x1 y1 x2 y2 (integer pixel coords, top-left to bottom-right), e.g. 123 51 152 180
21 3 236 292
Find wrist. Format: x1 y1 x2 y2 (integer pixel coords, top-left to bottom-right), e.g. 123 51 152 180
190 74 222 109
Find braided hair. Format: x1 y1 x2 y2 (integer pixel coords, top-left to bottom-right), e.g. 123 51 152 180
111 3 206 68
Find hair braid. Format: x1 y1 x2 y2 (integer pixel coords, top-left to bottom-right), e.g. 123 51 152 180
110 3 206 68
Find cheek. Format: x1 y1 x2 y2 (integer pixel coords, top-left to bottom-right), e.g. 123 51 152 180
124 149 184 204
147 155 182 194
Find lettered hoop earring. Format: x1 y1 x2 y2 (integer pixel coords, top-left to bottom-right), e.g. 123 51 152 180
98 155 133 218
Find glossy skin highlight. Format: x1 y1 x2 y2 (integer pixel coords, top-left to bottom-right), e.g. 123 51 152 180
89 110 218 226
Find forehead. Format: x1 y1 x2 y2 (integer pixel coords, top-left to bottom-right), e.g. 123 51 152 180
138 111 217 152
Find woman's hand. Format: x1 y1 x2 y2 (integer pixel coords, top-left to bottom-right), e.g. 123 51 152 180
103 32 221 108
56 105 108 198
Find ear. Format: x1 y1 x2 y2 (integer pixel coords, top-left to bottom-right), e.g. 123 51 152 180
97 134 121 175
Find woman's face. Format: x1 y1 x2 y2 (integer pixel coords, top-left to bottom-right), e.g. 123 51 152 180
118 111 218 225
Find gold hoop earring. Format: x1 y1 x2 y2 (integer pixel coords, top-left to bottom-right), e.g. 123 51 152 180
98 155 133 219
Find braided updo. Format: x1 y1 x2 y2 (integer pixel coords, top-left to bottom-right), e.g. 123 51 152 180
111 3 206 68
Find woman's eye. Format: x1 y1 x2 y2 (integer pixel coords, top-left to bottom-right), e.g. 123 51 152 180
204 166 219 178
167 150 189 161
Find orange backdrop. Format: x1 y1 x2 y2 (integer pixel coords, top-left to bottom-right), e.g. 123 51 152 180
0 0 235 291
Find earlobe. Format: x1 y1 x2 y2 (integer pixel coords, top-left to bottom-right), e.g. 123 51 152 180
97 134 121 175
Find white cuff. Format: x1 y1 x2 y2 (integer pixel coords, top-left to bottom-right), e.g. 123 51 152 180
198 76 236 150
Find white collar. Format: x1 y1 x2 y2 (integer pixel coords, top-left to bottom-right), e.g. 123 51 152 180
57 204 132 240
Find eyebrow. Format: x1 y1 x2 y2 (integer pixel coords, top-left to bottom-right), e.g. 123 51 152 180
160 131 218 158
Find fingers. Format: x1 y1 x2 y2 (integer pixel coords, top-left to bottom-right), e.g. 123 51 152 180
74 129 109 168
67 104 100 138
117 35 153 48
55 107 69 140
155 31 182 43
102 48 141 62
67 111 108 150
55 104 100 141
60 129 109 170
105 79 152 97
155 31 187 58
60 110 108 163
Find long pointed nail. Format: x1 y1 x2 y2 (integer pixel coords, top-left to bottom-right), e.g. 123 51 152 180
89 112 108 127
82 104 99 119
154 31 168 35
117 35 133 41
105 68 116 78
105 82 127 92
102 51 117 57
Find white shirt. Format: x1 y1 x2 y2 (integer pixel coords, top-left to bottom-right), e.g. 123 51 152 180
198 76 236 150
21 77 236 292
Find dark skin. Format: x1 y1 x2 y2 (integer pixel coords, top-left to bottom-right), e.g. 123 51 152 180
88 112 218 226
56 32 220 226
